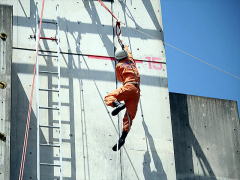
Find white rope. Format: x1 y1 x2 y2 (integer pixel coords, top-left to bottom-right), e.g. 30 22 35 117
164 42 240 81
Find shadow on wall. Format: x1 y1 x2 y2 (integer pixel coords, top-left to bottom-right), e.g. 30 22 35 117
13 0 168 88
36 4 78 178
13 0 164 51
170 94 217 180
11 62 77 180
13 62 168 88
10 67 51 179
83 0 114 56
11 0 168 179
118 0 164 45
142 120 167 180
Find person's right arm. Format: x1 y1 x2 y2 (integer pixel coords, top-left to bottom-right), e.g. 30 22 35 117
124 46 133 61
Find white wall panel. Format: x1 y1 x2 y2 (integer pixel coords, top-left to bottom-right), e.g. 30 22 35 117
113 0 165 62
10 0 176 179
9 0 114 56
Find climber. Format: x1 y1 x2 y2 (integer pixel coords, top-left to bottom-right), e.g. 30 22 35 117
104 45 140 151
0 81 7 89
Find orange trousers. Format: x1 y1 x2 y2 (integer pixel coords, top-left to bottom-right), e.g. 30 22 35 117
104 83 140 132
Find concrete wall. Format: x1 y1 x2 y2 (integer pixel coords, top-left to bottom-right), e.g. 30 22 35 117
0 0 176 179
0 5 12 180
169 93 240 180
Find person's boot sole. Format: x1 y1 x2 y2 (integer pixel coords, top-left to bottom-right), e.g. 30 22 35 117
111 103 126 116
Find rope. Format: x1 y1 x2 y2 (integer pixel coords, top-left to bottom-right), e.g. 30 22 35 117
98 0 124 49
18 1 45 180
115 21 124 49
116 22 124 49
164 42 240 81
98 0 119 21
99 0 240 80
127 20 240 81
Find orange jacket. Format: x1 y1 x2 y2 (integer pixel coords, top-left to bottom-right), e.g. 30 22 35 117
116 46 140 84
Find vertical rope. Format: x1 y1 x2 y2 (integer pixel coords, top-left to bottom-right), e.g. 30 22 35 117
18 1 45 180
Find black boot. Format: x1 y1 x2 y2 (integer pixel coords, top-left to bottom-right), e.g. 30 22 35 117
112 131 128 151
111 101 125 116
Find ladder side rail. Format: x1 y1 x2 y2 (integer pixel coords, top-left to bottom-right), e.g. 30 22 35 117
56 4 63 180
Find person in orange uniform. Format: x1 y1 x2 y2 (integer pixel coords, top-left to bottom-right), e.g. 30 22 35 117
104 45 140 151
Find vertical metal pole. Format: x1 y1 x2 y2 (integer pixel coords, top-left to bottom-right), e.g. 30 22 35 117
35 3 40 180
0 5 12 180
56 4 63 180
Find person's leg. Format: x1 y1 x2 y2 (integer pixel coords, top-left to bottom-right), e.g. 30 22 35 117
112 99 139 151
104 84 136 116
112 130 128 151
104 86 127 107
122 86 140 132
112 87 140 151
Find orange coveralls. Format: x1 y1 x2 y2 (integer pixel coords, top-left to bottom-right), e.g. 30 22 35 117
104 47 140 132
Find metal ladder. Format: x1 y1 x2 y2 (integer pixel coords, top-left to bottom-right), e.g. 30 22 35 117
35 4 63 180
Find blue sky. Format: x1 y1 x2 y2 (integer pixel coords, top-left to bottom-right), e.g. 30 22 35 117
161 0 240 115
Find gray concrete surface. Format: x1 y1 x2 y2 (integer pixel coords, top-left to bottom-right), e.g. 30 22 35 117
2 1 240 179
0 0 176 180
0 5 12 180
169 93 240 180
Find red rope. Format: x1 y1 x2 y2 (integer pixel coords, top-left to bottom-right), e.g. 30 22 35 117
18 1 45 180
98 0 119 21
98 0 124 49
115 21 124 49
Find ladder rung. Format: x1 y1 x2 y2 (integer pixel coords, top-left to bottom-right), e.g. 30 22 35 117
39 106 59 110
38 53 58 58
39 88 59 92
40 163 61 167
39 20 57 24
40 37 57 41
52 85 69 89
39 125 60 129
40 143 60 147
53 102 69 106
39 71 58 75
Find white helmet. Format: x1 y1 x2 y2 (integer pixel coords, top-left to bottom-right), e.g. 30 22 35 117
115 50 128 61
